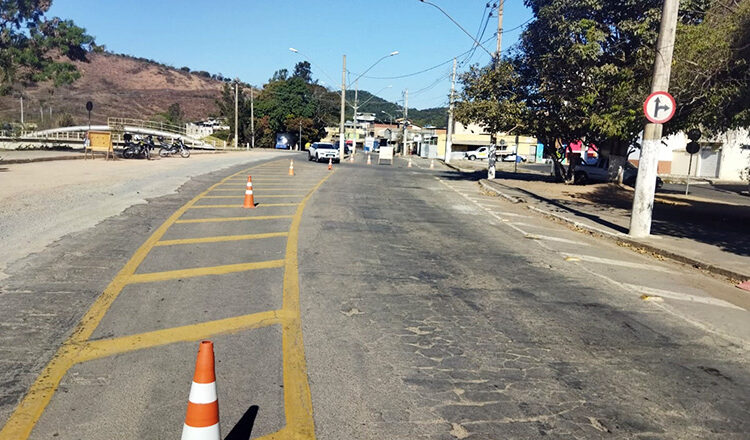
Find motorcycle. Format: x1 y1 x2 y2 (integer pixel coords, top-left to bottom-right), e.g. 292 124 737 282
122 134 153 160
158 137 190 158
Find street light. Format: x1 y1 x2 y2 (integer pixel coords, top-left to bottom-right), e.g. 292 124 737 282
348 51 399 87
381 110 395 125
349 53 398 156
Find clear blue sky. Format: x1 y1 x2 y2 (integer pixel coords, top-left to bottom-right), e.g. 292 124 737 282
49 0 532 109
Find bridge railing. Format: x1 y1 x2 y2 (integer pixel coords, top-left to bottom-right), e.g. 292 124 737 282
107 117 186 136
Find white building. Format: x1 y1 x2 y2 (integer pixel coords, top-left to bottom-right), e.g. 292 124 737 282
629 128 750 181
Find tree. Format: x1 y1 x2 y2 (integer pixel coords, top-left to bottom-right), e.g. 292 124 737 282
0 1 98 94
292 61 313 83
270 69 289 82
160 103 184 126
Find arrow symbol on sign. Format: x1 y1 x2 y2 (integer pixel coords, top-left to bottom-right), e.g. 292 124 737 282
652 97 671 118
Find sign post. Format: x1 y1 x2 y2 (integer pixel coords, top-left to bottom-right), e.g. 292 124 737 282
685 129 702 195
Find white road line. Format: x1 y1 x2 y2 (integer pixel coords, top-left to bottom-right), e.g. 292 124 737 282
526 234 588 245
565 254 675 273
622 284 746 311
494 211 526 217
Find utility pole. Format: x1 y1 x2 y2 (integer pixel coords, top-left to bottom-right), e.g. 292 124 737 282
299 121 302 152
339 55 346 159
352 81 358 157
20 96 24 126
402 89 409 156
495 0 505 67
250 89 255 149
234 80 239 149
629 0 680 238
445 58 457 163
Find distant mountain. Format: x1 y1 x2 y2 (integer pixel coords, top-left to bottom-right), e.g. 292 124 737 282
0 52 225 127
345 90 448 128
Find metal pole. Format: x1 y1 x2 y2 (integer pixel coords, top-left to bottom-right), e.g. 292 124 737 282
629 0 680 237
445 58 457 163
685 154 693 195
339 55 347 159
299 121 302 151
514 133 519 173
250 89 255 149
352 81 358 157
495 0 504 67
403 89 408 156
234 80 239 149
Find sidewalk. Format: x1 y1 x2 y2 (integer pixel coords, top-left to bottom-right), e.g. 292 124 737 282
440 160 750 284
0 149 85 164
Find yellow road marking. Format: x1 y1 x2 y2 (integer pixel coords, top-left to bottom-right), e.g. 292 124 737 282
189 203 300 209
200 195 306 199
155 231 288 246
175 215 294 224
128 259 285 284
0 160 279 440
77 310 287 363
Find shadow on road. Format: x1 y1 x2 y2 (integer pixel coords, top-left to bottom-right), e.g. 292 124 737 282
224 405 259 440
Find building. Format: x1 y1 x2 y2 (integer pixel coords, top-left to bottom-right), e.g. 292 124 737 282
186 119 229 139
448 122 540 161
629 128 750 181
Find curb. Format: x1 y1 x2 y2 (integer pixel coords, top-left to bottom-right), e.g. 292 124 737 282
0 155 86 165
479 179 750 284
443 161 477 174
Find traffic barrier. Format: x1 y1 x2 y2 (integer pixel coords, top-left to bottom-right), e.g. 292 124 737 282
181 341 220 440
243 176 255 208
430 159 435 169
367 154 371 165
288 159 295 176
328 158 332 170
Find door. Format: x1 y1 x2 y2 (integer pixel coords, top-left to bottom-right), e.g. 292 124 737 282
698 148 720 178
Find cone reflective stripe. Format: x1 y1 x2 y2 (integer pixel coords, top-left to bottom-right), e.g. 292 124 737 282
288 159 295 176
367 154 371 165
430 159 435 169
328 158 332 170
243 176 255 208
182 341 220 440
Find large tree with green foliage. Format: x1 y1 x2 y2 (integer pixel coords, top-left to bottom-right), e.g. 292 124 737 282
455 0 729 181
0 0 98 95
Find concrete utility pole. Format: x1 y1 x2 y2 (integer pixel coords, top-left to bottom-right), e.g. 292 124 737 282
234 80 239 149
403 89 409 156
495 0 505 67
339 55 347 159
629 0 680 238
250 89 254 149
20 96 24 126
352 81 359 157
445 58 457 163
299 121 302 151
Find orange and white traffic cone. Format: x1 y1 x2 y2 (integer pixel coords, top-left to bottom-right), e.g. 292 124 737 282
288 159 295 176
407 158 413 168
243 176 255 208
367 154 371 165
430 159 435 169
182 341 220 440
328 158 333 170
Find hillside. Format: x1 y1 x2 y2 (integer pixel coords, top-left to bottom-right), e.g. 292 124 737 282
0 53 225 127
347 90 448 128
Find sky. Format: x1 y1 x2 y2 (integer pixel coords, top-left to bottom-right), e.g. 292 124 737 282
48 1 533 110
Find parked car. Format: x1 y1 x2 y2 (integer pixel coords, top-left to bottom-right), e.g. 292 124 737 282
465 146 489 160
574 157 663 189
308 142 341 163
500 153 527 163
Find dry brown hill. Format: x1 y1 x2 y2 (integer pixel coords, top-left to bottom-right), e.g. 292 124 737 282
0 53 225 128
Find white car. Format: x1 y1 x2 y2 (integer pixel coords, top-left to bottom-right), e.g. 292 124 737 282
500 153 527 163
464 146 489 160
308 142 340 163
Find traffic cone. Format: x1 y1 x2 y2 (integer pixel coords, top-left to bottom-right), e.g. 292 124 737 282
243 176 255 208
349 152 355 163
367 154 371 165
328 158 333 170
430 159 435 169
182 341 220 440
407 158 412 168
288 159 295 176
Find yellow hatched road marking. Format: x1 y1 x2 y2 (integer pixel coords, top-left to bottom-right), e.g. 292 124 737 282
127 259 285 284
155 231 288 246
200 195 306 199
189 203 300 209
76 310 288 363
0 159 283 440
175 215 294 224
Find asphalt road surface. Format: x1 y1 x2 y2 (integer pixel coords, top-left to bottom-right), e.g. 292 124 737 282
1 153 748 439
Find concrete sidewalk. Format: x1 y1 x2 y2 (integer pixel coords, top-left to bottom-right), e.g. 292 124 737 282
0 149 86 164
477 177 750 284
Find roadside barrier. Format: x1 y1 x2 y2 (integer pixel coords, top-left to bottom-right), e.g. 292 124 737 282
243 176 255 208
181 341 220 440
288 159 295 176
328 158 332 170
367 154 371 165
